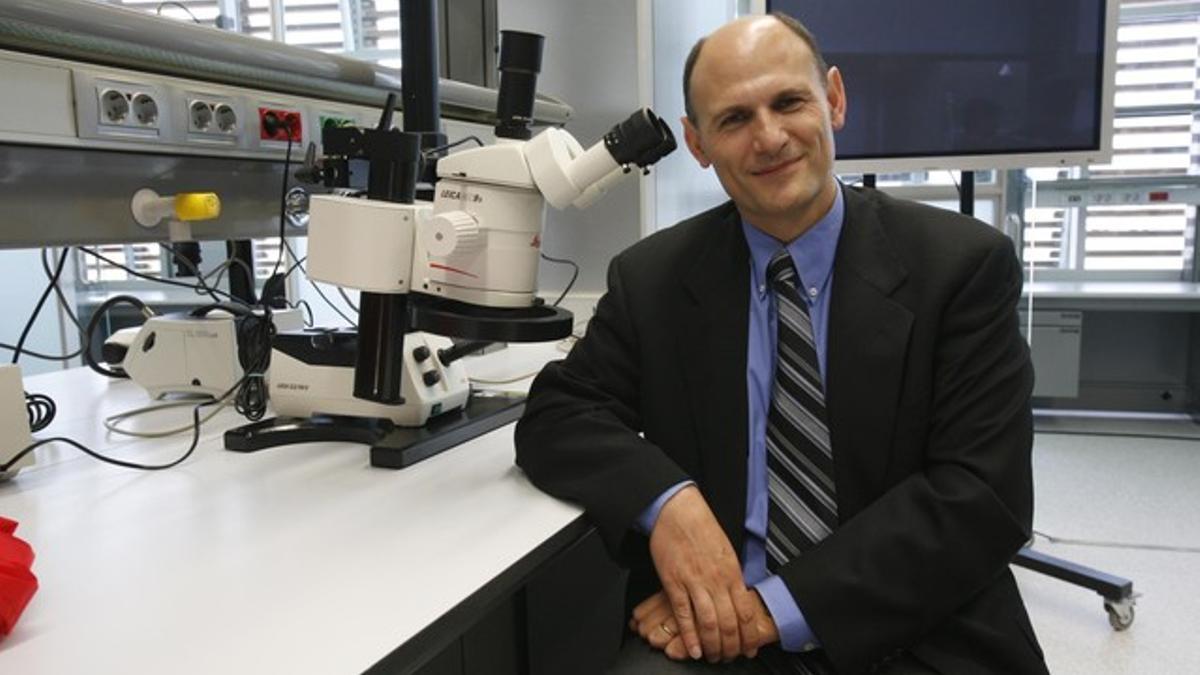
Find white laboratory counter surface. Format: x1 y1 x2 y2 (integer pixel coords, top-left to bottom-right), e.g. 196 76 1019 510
0 341 584 674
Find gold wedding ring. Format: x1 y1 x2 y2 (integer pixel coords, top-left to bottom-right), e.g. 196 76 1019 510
660 622 676 637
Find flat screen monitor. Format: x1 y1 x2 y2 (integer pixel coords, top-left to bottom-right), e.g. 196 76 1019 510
757 0 1118 172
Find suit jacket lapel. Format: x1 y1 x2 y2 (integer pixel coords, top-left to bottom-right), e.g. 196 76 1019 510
680 203 750 553
672 190 913 543
827 188 913 518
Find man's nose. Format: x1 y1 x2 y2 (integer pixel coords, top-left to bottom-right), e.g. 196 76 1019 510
751 113 787 154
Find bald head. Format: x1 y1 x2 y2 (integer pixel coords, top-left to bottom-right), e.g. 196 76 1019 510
683 13 828 125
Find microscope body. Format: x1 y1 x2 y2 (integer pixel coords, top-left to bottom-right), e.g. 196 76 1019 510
304 136 550 309
223 24 675 465
292 134 554 427
297 114 670 427
422 140 547 308
299 196 470 427
285 20 675 429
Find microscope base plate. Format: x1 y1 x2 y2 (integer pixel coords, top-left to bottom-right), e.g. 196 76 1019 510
224 391 526 469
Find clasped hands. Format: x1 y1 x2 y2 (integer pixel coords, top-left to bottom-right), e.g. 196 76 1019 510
628 485 779 663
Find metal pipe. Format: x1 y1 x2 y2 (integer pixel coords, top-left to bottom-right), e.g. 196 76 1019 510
0 0 572 124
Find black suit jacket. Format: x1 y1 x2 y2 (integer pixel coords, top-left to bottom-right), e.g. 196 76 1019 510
515 186 1048 674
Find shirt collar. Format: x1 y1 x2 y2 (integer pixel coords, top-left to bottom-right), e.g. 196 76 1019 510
741 182 845 298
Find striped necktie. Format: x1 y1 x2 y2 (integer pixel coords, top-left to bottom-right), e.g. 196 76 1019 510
764 248 837 571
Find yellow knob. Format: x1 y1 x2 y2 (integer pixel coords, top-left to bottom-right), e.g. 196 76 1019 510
173 193 221 221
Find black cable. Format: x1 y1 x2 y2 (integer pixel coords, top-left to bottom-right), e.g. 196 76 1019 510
222 256 257 283
270 134 295 279
159 243 223 303
1 343 82 361
201 262 233 297
261 254 307 307
290 299 315 327
156 1 201 23
182 256 256 297
164 246 258 308
10 249 69 364
283 254 307 281
257 254 307 315
77 247 241 302
422 135 485 157
1 387 234 473
337 287 360 314
11 248 75 434
195 256 255 303
309 280 357 326
25 392 56 433
281 239 356 326
948 170 961 198
540 253 580 307
42 248 83 333
229 307 275 421
2 249 88 362
82 295 152 379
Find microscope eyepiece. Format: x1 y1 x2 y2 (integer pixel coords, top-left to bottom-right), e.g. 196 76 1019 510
603 109 677 168
494 30 545 141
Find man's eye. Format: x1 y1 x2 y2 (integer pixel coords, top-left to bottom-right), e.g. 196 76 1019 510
719 113 746 127
777 97 804 111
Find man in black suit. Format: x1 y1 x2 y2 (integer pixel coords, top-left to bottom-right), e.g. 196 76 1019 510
515 13 1047 675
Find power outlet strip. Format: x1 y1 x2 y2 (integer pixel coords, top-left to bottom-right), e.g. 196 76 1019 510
0 365 35 480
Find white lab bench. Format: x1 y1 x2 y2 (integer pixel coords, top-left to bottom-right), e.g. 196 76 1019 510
0 342 595 674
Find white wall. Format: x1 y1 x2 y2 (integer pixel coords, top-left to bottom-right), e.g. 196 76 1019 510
648 0 735 232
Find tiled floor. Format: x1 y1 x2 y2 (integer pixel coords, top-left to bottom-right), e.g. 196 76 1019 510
1018 417 1200 674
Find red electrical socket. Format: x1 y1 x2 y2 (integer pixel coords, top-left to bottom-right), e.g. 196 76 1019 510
258 107 302 142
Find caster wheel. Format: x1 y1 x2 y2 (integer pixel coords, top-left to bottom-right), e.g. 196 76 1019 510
1105 600 1135 631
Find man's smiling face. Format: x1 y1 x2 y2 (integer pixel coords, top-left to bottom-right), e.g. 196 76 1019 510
683 17 846 238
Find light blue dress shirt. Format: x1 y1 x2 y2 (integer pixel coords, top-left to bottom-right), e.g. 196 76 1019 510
636 184 845 653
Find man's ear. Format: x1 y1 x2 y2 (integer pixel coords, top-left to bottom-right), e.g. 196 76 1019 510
826 66 847 132
681 116 711 168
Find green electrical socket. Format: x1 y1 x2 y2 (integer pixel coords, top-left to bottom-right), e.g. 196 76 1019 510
319 115 356 130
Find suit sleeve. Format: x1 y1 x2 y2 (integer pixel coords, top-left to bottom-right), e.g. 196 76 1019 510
779 240 1035 672
515 253 691 560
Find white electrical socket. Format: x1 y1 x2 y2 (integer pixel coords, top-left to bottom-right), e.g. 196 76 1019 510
0 364 35 480
187 96 239 136
94 81 163 134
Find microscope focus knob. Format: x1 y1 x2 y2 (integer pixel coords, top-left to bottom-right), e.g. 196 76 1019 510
425 210 483 258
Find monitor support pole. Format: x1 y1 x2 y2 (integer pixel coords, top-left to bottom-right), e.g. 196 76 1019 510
959 170 974 217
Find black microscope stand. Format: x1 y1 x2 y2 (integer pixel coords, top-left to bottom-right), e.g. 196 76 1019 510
224 391 526 469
